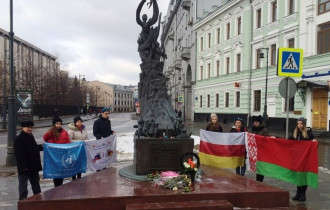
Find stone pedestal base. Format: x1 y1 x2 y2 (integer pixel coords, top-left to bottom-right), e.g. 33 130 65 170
134 136 194 175
18 163 290 210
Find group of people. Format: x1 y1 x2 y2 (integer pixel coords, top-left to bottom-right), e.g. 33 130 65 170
14 107 116 200
206 113 317 202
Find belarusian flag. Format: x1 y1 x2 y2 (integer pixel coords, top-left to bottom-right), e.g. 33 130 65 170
255 135 318 188
199 130 245 169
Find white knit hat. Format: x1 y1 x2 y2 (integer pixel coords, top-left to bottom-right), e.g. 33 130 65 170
210 113 218 119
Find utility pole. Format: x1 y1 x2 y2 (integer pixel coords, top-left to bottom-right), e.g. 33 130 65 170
7 0 17 166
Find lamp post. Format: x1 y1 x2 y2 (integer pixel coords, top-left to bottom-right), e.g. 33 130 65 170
6 0 17 166
259 47 269 126
77 74 85 116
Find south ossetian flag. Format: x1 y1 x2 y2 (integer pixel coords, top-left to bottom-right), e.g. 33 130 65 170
254 134 318 188
199 130 245 169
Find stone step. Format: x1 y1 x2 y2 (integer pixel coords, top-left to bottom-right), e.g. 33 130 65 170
126 200 234 210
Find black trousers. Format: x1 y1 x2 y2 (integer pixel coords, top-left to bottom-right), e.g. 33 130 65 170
72 173 82 180
53 178 64 187
18 172 41 200
256 173 264 182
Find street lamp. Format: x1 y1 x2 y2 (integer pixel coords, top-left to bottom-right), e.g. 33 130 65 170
7 0 17 166
77 74 85 116
259 47 269 126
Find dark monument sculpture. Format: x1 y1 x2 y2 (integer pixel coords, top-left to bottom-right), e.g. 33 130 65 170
135 0 188 138
134 0 193 175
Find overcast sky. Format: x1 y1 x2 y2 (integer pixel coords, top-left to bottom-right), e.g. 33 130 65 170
0 0 169 86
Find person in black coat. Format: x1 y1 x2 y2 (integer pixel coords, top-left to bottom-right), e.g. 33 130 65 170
230 117 247 176
14 121 43 200
288 117 317 202
93 107 116 139
250 115 269 182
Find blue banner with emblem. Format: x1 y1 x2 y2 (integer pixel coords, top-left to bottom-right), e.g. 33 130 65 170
43 142 87 178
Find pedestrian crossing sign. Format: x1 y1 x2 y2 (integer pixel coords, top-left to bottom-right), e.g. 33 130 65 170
277 47 303 77
178 96 184 103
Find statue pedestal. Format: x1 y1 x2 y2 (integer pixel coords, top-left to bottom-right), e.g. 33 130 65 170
134 136 194 175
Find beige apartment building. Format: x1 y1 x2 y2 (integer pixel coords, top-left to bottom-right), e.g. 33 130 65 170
86 81 114 110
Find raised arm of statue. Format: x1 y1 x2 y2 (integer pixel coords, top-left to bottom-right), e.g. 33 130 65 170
136 0 146 26
147 0 159 27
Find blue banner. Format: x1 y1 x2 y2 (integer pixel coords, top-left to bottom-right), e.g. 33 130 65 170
43 142 87 179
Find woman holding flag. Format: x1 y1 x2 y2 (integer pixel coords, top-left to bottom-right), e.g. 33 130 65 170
206 113 223 132
68 116 88 180
289 117 317 202
43 117 70 187
230 117 247 176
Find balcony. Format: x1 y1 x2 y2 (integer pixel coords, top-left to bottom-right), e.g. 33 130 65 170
180 47 191 61
182 0 191 10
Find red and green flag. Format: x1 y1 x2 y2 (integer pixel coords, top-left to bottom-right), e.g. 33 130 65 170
254 134 318 188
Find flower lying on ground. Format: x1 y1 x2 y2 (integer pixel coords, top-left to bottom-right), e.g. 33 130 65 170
160 171 179 179
145 171 193 192
146 171 160 181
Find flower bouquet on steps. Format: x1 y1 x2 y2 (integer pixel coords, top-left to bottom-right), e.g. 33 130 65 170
180 152 200 182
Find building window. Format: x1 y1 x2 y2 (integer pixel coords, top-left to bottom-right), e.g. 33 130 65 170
226 57 230 74
217 28 220 44
256 49 261 69
236 92 240 107
317 22 330 54
200 96 202 107
236 54 241 72
237 17 241 35
200 37 204 51
207 95 210 107
208 33 211 48
254 90 261 111
225 92 229 108
318 0 330 15
226 23 230 39
216 60 220 76
271 44 276 65
215 93 219 108
284 97 295 111
207 63 211 78
256 9 262 28
272 1 277 22
289 0 295 15
200 66 203 80
288 38 295 48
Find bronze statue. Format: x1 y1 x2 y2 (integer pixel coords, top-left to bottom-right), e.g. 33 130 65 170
135 0 188 138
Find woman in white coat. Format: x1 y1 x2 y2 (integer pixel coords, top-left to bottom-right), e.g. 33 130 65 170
68 116 88 180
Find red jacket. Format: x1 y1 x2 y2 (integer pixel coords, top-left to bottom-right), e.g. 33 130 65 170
43 128 70 144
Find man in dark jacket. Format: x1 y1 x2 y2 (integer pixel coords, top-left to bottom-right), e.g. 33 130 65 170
250 115 269 182
93 107 116 139
14 121 43 200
